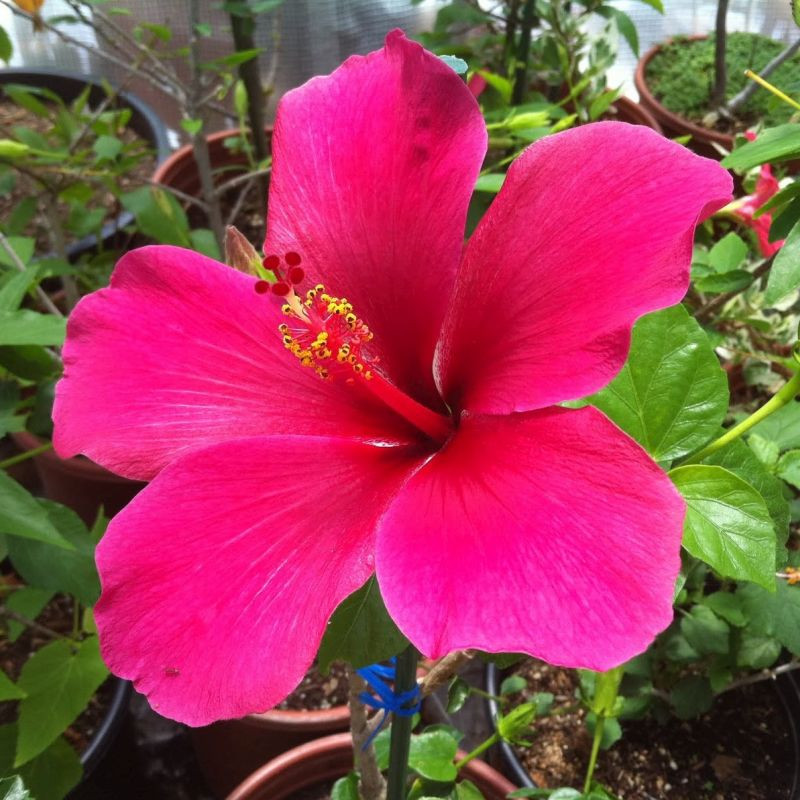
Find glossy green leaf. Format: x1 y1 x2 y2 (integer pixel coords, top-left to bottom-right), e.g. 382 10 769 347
120 187 192 248
693 270 752 294
317 576 407 672
722 124 800 170
750 400 800 449
765 220 800 303
455 780 485 800
7 501 100 606
777 449 800 489
680 606 730 654
0 473 73 550
447 676 470 713
702 591 746 626
0 671 25 702
15 636 109 766
708 232 748 272
408 729 458 782
15 736 81 800
0 344 61 381
0 776 31 800
0 311 65 347
670 465 776 589
748 433 780 468
476 69 512 104
591 306 728 461
770 196 800 241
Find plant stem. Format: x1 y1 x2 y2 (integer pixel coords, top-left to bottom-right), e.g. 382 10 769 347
0 441 52 470
583 716 605 794
683 370 800 463
419 650 473 697
454 731 500 770
710 0 729 106
347 668 386 800
511 0 537 105
386 645 418 800
694 255 774 323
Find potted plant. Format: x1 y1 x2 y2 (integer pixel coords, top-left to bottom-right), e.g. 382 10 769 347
635 2 800 156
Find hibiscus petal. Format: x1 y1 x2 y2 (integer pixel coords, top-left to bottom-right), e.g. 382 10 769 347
437 122 733 415
265 30 487 408
54 246 422 480
94 435 423 726
376 407 685 669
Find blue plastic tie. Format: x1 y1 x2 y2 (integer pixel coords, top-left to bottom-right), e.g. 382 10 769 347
356 657 421 749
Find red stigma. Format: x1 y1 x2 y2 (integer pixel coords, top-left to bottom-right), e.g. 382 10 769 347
288 266 305 285
254 280 271 294
263 254 280 271
285 251 302 266
272 282 291 296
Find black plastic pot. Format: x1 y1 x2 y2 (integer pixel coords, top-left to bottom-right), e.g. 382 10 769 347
0 68 172 259
67 679 134 800
486 662 800 797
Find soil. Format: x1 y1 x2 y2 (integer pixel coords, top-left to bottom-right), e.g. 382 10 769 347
505 660 794 800
0 585 114 757
277 661 350 711
0 97 157 255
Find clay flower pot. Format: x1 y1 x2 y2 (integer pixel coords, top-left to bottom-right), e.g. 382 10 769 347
634 36 733 159
226 732 518 800
191 702 351 798
609 95 663 133
11 430 144 524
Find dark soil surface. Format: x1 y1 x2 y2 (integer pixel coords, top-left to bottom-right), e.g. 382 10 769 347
277 661 349 711
506 660 794 800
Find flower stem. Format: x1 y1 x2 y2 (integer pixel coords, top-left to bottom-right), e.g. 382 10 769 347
453 731 500 770
386 645 418 800
0 441 52 470
583 716 605 794
682 371 800 464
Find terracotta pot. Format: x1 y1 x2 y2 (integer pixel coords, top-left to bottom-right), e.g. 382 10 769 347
608 96 663 134
11 431 144 524
634 36 733 160
152 128 271 197
192 702 351 798
226 732 518 800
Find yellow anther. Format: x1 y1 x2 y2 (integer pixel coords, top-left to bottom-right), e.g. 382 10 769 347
281 303 292 315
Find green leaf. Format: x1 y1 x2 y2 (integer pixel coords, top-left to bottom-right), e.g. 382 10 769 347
0 473 74 550
0 268 40 313
0 27 12 65
585 713 622 749
0 311 65 347
0 671 25 702
180 118 203 137
189 228 221 260
777 449 800 488
5 587 52 643
408 730 459 782
748 433 780 468
765 219 800 302
476 69 512 104
0 776 30 800
7 501 100 606
596 7 638 55
136 21 172 42
454 780 484 799
447 676 470 713
735 632 781 668
591 306 728 461
702 591 746 626
15 636 109 766
92 134 123 161
750 400 800 449
0 380 23 438
680 605 730 654
498 702 537 744
669 675 713 719
474 174 505 193
738 581 800 653
14 736 81 800
0 344 59 381
770 196 800 242
120 187 192 248
670 465 776 588
331 772 359 800
693 270 753 294
722 124 800 170
499 675 526 695
0 237 34 269
317 576 408 672
708 232 748 273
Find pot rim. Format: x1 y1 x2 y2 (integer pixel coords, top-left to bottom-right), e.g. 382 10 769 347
633 34 734 148
80 679 132 775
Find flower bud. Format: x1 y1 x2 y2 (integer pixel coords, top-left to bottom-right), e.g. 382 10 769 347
0 139 31 159
225 225 263 277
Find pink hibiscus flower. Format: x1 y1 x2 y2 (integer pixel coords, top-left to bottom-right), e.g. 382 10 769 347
732 131 784 257
53 31 732 726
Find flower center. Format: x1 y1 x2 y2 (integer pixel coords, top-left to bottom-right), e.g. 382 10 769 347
255 251 452 443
